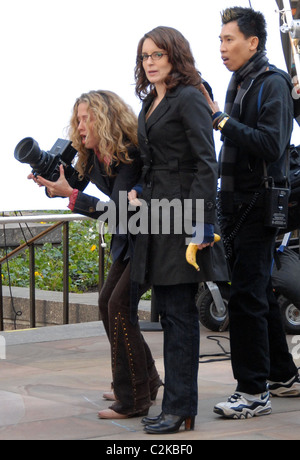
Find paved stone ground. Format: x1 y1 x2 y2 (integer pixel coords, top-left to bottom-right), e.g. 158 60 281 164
0 320 300 441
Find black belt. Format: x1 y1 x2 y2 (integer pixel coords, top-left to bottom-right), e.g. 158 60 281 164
141 159 197 202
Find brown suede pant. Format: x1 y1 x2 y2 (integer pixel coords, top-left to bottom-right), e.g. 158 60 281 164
99 258 160 416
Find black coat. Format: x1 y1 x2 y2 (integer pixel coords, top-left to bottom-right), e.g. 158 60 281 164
221 68 294 193
71 145 142 262
131 85 229 285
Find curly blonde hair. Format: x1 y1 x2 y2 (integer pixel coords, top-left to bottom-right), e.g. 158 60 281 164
69 90 138 177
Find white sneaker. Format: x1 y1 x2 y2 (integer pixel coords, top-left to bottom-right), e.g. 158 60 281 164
214 390 272 419
269 373 300 397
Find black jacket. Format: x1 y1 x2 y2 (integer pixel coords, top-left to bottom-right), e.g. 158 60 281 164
221 67 294 194
131 84 229 285
71 145 142 261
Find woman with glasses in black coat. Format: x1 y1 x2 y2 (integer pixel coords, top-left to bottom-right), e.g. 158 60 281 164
129 26 227 434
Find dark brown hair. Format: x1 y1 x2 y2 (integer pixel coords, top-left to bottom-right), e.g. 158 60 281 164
134 26 202 100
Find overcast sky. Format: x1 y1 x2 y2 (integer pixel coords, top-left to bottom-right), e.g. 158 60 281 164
1 0 298 212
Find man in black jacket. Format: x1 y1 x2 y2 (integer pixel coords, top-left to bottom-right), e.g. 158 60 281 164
212 7 300 419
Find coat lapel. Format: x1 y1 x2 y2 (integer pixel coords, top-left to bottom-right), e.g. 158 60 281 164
146 97 170 131
139 102 148 140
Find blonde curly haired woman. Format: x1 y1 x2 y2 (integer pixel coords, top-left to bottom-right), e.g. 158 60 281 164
33 90 161 419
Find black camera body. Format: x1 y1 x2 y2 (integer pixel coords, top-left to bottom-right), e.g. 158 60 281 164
14 137 80 189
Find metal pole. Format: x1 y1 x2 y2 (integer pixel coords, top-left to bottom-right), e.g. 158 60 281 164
0 265 3 331
63 222 69 325
29 244 36 328
98 238 105 321
0 214 90 224
150 288 159 322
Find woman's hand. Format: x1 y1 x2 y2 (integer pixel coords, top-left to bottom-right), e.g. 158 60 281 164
197 241 215 250
128 189 142 207
27 172 39 184
33 164 74 198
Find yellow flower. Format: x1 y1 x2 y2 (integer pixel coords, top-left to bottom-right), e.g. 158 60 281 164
90 244 97 252
35 271 43 278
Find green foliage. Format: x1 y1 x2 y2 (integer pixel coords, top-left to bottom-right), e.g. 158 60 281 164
0 219 112 293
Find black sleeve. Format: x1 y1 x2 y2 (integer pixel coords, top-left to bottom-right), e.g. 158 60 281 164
179 87 218 224
222 75 294 163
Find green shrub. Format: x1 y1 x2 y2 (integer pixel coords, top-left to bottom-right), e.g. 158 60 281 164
0 219 112 293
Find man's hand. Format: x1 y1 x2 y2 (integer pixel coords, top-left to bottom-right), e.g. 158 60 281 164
200 83 220 114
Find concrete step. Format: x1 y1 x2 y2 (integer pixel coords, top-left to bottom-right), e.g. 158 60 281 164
0 286 151 330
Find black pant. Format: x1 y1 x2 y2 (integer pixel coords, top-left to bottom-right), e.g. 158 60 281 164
99 258 159 415
153 283 199 417
227 206 297 394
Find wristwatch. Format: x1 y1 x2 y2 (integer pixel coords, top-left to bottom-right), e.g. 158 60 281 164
218 116 229 131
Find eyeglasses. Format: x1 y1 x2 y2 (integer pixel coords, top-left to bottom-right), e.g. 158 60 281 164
139 52 168 62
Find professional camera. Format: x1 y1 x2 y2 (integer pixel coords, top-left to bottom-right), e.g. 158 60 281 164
14 137 80 187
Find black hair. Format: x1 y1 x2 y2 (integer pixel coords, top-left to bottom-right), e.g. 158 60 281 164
221 7 267 52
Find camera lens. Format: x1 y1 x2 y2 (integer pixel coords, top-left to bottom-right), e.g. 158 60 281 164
14 136 78 184
14 137 43 167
